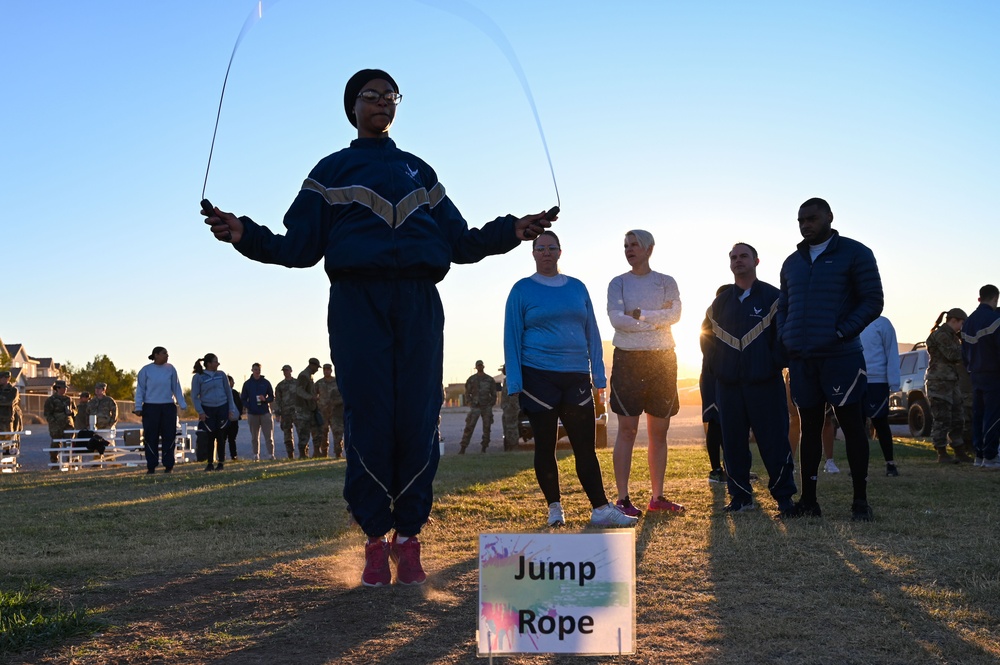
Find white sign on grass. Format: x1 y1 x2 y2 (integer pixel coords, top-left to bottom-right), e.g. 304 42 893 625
477 531 635 656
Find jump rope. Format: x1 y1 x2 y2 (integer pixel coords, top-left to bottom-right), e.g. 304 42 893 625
200 0 560 228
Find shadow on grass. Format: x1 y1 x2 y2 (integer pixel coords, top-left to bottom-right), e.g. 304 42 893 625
704 440 1000 665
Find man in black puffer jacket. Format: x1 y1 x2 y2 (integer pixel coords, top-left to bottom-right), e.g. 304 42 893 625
778 198 883 522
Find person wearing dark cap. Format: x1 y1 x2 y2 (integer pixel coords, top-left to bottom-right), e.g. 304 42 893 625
273 364 297 458
459 360 497 454
135 347 187 474
926 308 973 464
202 68 555 587
43 380 76 467
293 358 322 459
76 392 92 429
962 285 1000 468
91 382 119 431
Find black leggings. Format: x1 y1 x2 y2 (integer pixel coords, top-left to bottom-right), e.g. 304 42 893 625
799 401 869 503
705 419 723 470
870 414 894 462
528 404 608 509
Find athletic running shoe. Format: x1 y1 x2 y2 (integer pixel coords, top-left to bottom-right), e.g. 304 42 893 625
722 497 755 513
547 502 566 527
590 503 639 527
851 500 874 522
647 496 686 514
215 462 224 471
792 500 823 518
615 497 643 518
362 538 391 587
824 459 840 474
886 462 899 477
776 497 796 518
390 533 427 585
708 468 727 483
974 456 985 467
982 457 1000 471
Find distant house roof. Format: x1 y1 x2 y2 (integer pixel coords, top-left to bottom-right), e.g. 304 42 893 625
5 343 23 358
23 377 57 394
35 357 54 369
9 367 22 381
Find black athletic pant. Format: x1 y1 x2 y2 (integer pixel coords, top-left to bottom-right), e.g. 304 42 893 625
528 405 608 509
706 419 723 470
799 401 869 504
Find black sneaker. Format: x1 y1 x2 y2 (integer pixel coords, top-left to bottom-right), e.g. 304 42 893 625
776 497 796 518
885 463 899 477
215 462 224 471
851 500 874 522
722 497 755 513
708 468 727 483
204 463 214 472
792 500 822 518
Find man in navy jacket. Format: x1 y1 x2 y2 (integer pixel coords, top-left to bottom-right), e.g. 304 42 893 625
778 198 883 521
961 284 1000 468
703 243 797 516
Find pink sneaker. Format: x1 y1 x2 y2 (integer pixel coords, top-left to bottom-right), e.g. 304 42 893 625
362 538 391 587
390 533 427 585
647 496 686 513
615 497 643 518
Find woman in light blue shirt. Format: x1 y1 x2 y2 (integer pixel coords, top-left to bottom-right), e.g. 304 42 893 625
134 346 187 474
504 231 636 529
191 353 238 471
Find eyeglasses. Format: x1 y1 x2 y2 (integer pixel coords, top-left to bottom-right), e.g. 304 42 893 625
357 89 403 105
533 245 561 253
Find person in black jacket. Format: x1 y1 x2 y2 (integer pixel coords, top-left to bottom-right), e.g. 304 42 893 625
225 375 242 461
778 198 883 521
703 243 796 515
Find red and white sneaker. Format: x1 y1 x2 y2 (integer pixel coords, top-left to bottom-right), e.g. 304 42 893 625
362 538 391 587
647 496 686 513
390 533 427 585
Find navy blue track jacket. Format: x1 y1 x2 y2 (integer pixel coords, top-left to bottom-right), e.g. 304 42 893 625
703 280 786 385
962 303 1000 389
234 137 519 280
777 231 883 359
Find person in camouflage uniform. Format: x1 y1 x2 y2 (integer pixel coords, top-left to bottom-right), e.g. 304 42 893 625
0 370 22 441
293 358 322 458
75 392 91 429
499 364 520 451
925 308 973 463
459 360 497 453
274 364 298 458
315 363 344 458
89 382 119 430
43 380 76 465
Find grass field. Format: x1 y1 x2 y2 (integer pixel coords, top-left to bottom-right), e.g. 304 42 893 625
1 436 998 664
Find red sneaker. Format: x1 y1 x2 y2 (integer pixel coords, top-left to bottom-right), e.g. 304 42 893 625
390 533 427 585
647 496 686 513
362 538 391 587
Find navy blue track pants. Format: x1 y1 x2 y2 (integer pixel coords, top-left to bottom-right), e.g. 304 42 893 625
717 376 796 503
331 279 442 538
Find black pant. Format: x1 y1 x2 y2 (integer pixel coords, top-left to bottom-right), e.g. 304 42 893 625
225 420 239 459
142 403 177 472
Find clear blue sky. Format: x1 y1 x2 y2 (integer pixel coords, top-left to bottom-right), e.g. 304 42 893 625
3 1 998 386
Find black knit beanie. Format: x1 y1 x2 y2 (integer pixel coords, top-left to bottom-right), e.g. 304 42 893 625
344 68 399 127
